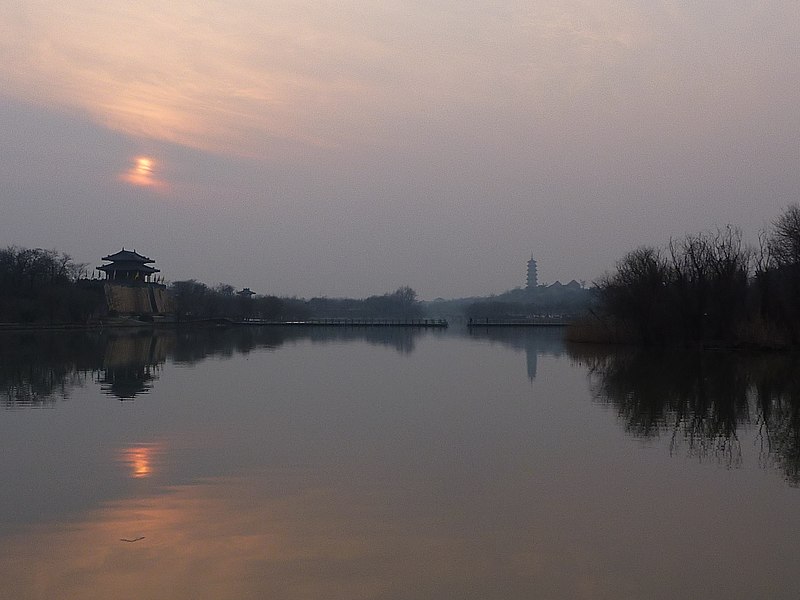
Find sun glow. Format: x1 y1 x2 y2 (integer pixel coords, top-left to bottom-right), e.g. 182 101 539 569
120 155 162 188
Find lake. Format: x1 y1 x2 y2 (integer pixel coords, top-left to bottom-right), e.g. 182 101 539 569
1 326 799 599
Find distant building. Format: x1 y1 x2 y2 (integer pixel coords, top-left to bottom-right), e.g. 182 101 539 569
98 249 160 282
237 288 256 298
526 256 538 290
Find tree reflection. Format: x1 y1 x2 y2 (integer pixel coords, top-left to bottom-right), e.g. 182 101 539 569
0 326 431 405
0 331 101 407
567 344 800 485
752 356 800 486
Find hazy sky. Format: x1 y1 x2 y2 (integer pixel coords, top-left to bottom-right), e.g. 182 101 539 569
1 1 798 298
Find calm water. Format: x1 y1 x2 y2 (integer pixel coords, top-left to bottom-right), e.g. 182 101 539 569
1 326 799 599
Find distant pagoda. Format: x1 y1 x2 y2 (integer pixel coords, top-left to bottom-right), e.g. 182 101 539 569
526 255 538 290
98 249 160 283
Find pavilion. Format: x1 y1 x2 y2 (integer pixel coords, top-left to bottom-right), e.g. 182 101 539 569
98 249 160 283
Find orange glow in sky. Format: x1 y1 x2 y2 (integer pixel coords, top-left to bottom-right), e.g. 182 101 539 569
120 155 162 187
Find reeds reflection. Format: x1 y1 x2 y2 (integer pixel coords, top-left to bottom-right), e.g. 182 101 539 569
567 344 800 485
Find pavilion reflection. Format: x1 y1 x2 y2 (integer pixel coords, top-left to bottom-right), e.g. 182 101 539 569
96 332 172 399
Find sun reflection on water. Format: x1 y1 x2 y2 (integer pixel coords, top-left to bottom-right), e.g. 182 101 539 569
117 443 164 479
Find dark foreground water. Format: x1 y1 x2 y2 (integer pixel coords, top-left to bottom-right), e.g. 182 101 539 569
1 326 799 599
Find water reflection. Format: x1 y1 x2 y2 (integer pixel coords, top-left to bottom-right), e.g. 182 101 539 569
0 331 98 407
2 328 800 598
0 474 548 600
0 326 434 405
97 333 171 399
567 344 800 485
117 443 165 478
6 328 800 489
465 326 566 379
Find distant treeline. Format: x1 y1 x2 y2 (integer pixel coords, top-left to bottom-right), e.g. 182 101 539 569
575 204 800 348
462 282 594 320
169 280 305 321
170 281 423 321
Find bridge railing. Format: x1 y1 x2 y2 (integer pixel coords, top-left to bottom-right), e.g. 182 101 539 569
240 318 449 327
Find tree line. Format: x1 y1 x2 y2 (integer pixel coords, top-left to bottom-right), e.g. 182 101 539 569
0 248 424 324
0 247 101 323
464 283 592 321
170 281 423 321
582 204 800 347
168 280 304 322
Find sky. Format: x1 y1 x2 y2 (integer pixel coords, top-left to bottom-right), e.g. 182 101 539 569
1 1 798 299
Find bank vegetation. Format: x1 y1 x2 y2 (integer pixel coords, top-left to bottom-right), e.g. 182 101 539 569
569 204 800 349
0 247 101 324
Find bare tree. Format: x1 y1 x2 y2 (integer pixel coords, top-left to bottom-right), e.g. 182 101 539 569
667 228 751 343
597 246 672 343
761 204 800 342
769 204 800 267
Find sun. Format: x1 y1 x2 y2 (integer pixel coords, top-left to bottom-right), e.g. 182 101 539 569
120 155 162 188
135 157 153 177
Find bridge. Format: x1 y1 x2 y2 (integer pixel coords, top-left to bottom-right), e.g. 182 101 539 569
236 318 448 328
466 318 571 327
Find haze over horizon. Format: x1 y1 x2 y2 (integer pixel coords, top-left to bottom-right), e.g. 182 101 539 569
2 1 798 299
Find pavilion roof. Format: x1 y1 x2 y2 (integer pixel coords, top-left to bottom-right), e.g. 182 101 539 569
101 249 155 264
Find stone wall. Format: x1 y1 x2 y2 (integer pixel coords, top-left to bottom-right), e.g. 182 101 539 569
104 283 173 315
151 286 174 314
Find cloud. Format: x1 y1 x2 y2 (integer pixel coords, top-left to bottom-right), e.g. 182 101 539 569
0 1 665 157
3 1 798 160
1 1 388 155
